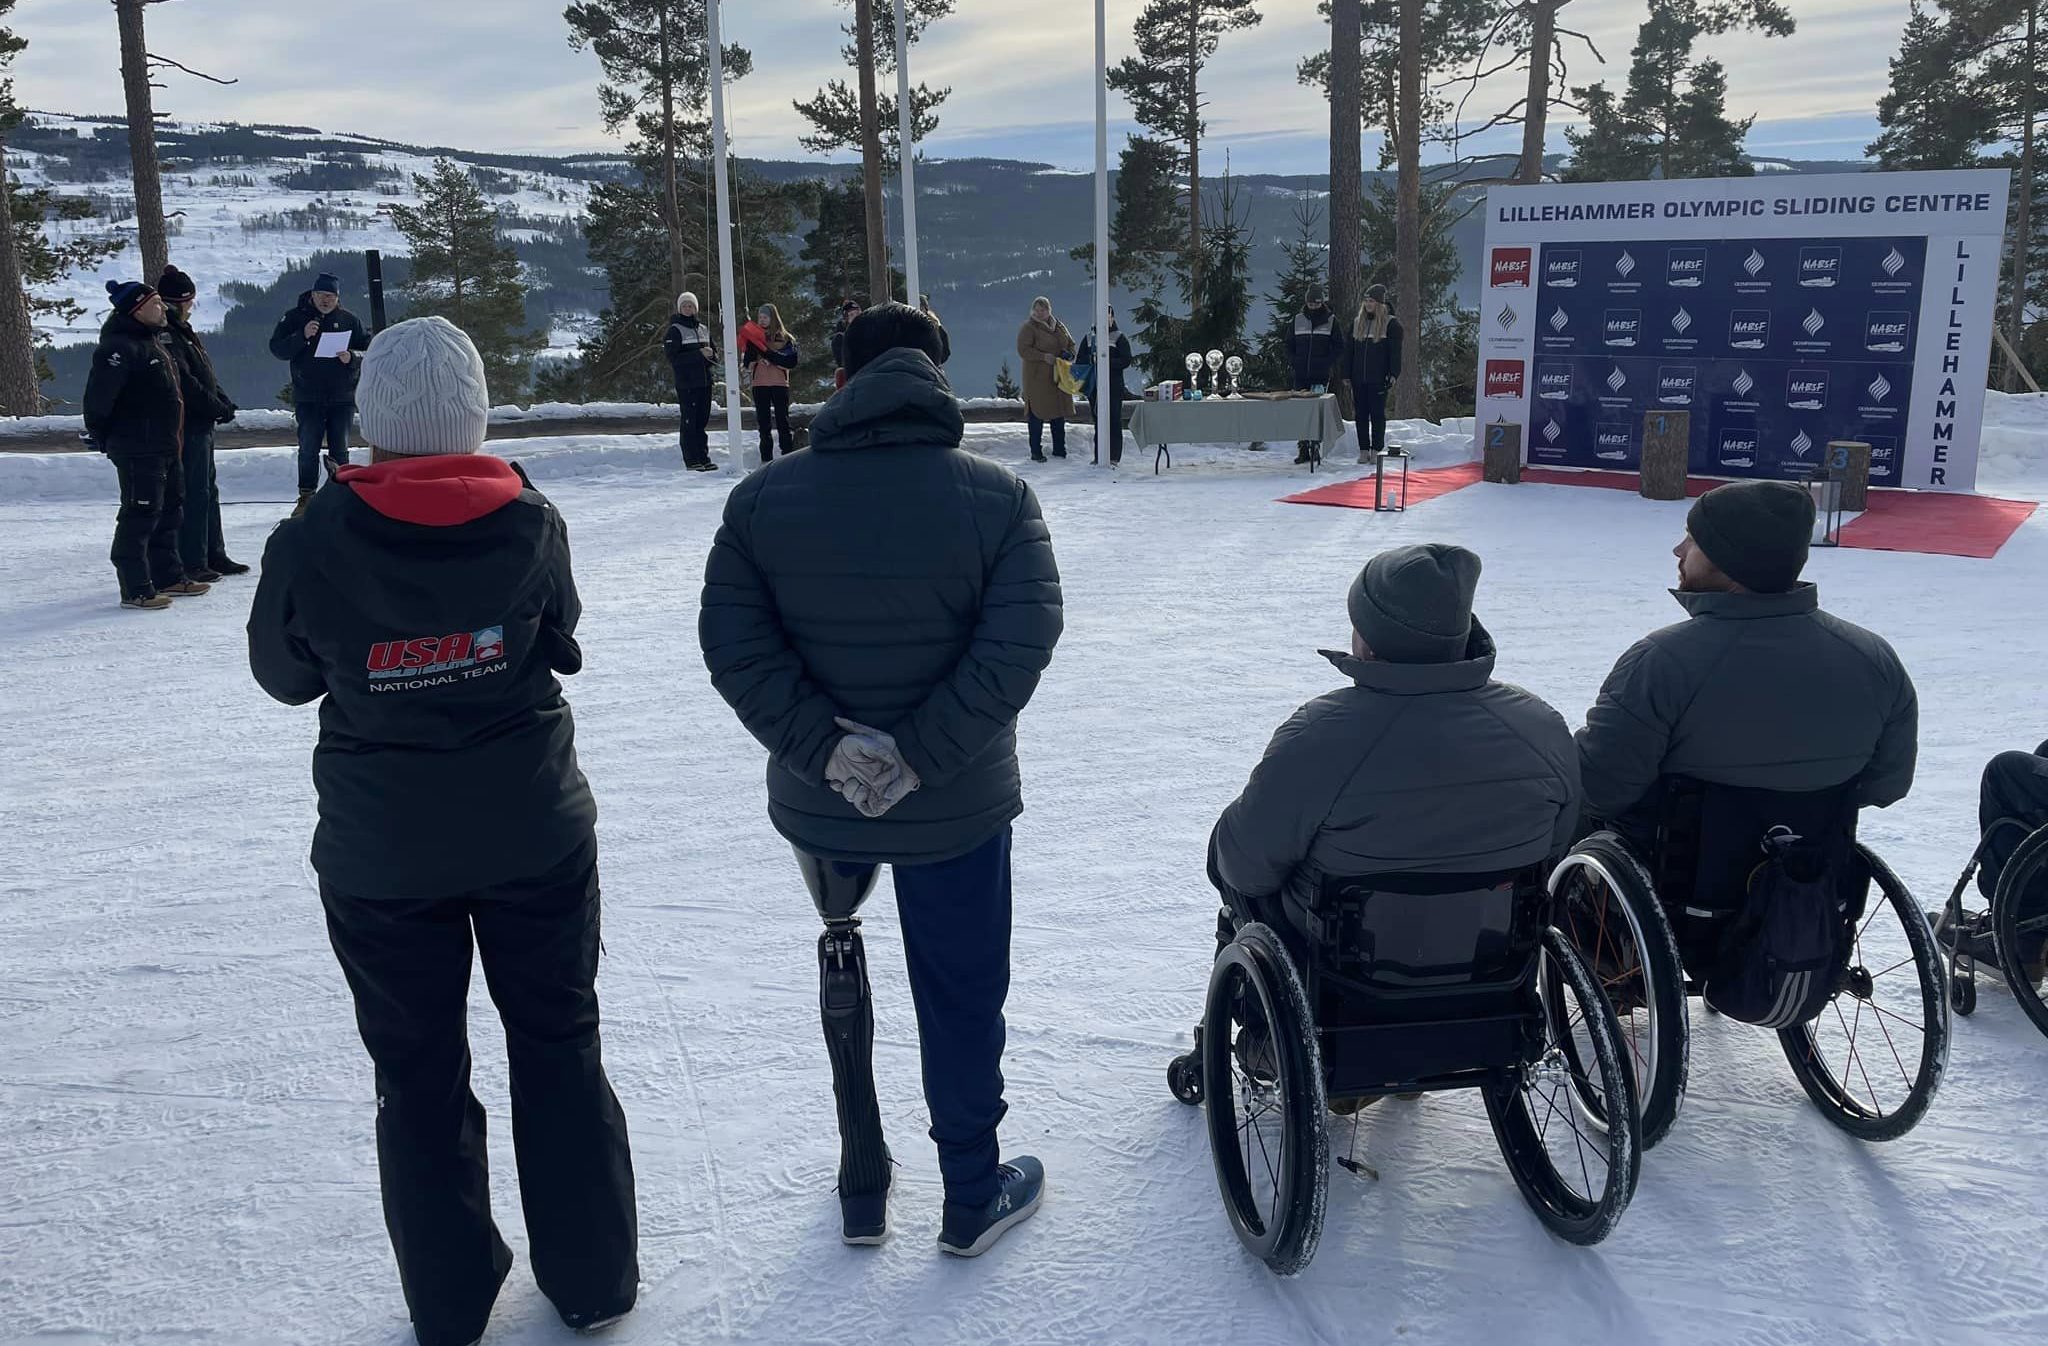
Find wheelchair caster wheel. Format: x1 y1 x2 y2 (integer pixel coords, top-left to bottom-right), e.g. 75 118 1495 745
1168 1053 1203 1106
1950 976 1977 1017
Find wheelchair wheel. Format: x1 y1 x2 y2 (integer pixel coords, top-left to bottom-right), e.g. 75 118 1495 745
1168 1050 1204 1106
1486 927 1640 1246
1199 922 1328 1275
1549 835 1689 1149
1992 826 2048 1041
1779 847 1949 1141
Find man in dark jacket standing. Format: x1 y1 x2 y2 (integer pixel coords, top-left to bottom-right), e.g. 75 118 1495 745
1076 308 1132 466
249 317 638 1346
1211 543 1580 967
1288 286 1346 464
700 303 1063 1257
84 279 209 610
662 291 717 471
1347 283 1404 464
157 265 246 582
269 271 372 515
1577 480 1919 847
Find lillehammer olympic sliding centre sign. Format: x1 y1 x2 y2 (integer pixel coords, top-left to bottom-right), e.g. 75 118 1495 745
1475 170 2010 491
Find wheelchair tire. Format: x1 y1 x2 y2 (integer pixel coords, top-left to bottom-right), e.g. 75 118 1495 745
1950 975 1977 1017
1486 927 1640 1246
1992 826 2048 1042
1549 834 1689 1150
1779 846 1949 1141
1199 922 1328 1276
1168 1052 1204 1106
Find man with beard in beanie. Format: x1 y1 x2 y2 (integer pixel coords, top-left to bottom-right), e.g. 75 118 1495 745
1205 543 1579 1111
84 279 210 609
1287 284 1346 464
270 271 372 516
1577 479 1919 850
156 265 247 582
248 317 639 1346
699 301 1063 1256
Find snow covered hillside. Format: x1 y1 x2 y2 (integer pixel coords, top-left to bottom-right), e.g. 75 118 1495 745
2 424 2045 1345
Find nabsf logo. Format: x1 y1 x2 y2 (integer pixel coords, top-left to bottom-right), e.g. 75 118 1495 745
1595 425 1631 459
1866 311 1910 353
1730 312 1770 349
1536 364 1571 399
1657 366 1696 405
1719 430 1758 466
1603 309 1640 346
1787 370 1828 410
1544 252 1581 288
1484 359 1524 399
1490 247 1532 288
1667 249 1706 287
1799 248 1841 287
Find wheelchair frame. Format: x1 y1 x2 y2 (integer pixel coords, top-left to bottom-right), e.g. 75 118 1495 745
1939 815 2048 1039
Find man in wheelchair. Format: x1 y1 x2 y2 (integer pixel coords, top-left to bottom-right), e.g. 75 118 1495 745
1939 739 2048 984
1206 543 1581 1095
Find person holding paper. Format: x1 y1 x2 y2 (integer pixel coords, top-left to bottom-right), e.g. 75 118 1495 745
270 271 372 516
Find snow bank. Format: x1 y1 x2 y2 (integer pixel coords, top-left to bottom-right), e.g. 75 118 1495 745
1977 390 2048 499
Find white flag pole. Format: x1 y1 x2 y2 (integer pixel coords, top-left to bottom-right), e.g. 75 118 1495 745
1094 0 1112 468
893 0 920 307
706 0 746 471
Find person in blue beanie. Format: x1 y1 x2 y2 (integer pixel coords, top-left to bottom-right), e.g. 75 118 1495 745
270 271 371 516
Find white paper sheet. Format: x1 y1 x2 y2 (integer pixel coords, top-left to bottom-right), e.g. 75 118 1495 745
314 331 351 359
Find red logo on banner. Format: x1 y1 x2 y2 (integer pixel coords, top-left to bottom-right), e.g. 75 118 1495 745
1484 359 1525 399
1490 247 1532 288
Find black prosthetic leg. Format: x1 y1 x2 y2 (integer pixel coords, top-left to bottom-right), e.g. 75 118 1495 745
796 849 892 1241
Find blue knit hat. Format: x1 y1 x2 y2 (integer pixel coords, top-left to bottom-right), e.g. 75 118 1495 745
312 272 341 295
106 279 156 315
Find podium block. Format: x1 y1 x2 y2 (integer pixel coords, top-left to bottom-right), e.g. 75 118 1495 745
1640 410 1690 501
1829 441 1873 511
1483 422 1522 483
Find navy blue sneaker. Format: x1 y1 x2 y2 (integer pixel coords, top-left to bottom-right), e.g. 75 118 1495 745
936 1157 1044 1257
842 1168 892 1246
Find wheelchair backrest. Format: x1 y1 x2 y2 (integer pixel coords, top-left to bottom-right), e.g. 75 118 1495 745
1313 867 1550 992
1653 777 1860 921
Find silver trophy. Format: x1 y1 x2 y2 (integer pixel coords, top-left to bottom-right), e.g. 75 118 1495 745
1224 354 1245 398
1183 351 1204 399
1205 349 1224 398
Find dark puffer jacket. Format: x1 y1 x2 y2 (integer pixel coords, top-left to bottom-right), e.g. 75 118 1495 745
163 316 237 425
247 455 595 899
1288 308 1346 389
82 312 184 460
1576 584 1919 823
664 314 716 389
1212 624 1581 919
268 292 371 405
699 347 1065 865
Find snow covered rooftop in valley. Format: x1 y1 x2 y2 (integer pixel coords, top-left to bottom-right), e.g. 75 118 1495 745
3 406 2046 1343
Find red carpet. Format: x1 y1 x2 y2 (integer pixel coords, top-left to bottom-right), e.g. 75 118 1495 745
1280 462 2037 559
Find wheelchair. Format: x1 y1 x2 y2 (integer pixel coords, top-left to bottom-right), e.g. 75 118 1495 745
1937 815 2048 1039
1166 867 1641 1275
1549 779 1950 1148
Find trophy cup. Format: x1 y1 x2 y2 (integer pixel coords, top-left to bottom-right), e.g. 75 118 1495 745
1183 351 1204 400
1205 349 1224 398
1224 355 1244 398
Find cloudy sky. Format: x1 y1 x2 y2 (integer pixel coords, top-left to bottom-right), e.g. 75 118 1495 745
11 0 1902 171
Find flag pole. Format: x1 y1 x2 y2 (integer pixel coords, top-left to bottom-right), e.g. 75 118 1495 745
1094 0 1112 469
707 0 746 471
893 0 920 307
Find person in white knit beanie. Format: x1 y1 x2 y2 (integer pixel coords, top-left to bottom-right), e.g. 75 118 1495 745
355 315 493 460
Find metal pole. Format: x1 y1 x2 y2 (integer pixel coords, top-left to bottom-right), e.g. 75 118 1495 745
893 0 920 306
1094 0 1113 468
707 0 747 470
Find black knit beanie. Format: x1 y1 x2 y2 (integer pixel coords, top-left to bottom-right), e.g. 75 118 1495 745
1686 480 1816 593
156 265 197 302
843 302 947 378
1346 542 1482 664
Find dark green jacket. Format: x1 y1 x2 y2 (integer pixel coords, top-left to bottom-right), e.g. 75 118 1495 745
699 348 1065 865
1576 584 1919 823
1213 624 1581 913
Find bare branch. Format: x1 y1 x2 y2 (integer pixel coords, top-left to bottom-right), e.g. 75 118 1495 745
146 53 239 86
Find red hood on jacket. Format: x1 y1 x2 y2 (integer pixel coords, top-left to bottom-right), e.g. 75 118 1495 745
337 455 524 527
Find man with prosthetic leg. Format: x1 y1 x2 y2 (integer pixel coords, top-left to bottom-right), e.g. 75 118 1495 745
699 302 1065 1254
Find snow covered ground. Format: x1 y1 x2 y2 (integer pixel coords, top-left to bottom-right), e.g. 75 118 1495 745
3 416 2046 1346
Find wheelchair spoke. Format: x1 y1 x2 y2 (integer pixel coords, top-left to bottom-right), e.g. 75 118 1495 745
1867 994 1914 1089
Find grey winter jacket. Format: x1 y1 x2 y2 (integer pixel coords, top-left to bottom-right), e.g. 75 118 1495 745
1576 584 1918 823
1212 625 1581 917
699 348 1065 865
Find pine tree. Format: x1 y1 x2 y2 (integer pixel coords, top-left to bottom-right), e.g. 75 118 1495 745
1249 189 1326 391
1869 3 1995 171
995 361 1020 398
1561 83 1657 182
389 160 544 403
0 4 36 414
792 0 953 163
1132 171 1254 383
1071 135 1184 294
1108 0 1263 308
1361 177 1470 417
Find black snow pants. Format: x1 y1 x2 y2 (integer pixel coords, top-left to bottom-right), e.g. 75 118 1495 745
678 385 714 467
1356 380 1390 456
320 837 638 1346
110 453 186 599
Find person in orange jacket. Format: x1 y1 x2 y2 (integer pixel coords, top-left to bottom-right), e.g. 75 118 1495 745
738 303 801 460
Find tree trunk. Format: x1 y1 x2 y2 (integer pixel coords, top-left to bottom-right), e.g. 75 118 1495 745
0 147 41 415
2009 0 2037 391
116 0 169 281
657 10 688 303
1187 0 1203 313
1393 0 1423 418
1516 0 1555 184
1329 0 1362 333
854 0 890 304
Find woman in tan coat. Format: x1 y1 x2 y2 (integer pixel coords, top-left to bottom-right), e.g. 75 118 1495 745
1016 296 1075 462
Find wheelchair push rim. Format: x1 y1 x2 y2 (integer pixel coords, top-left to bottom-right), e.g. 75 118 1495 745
1548 838 1689 1150
1779 846 1948 1141
1199 922 1328 1275
1485 927 1640 1246
1992 826 2048 1041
